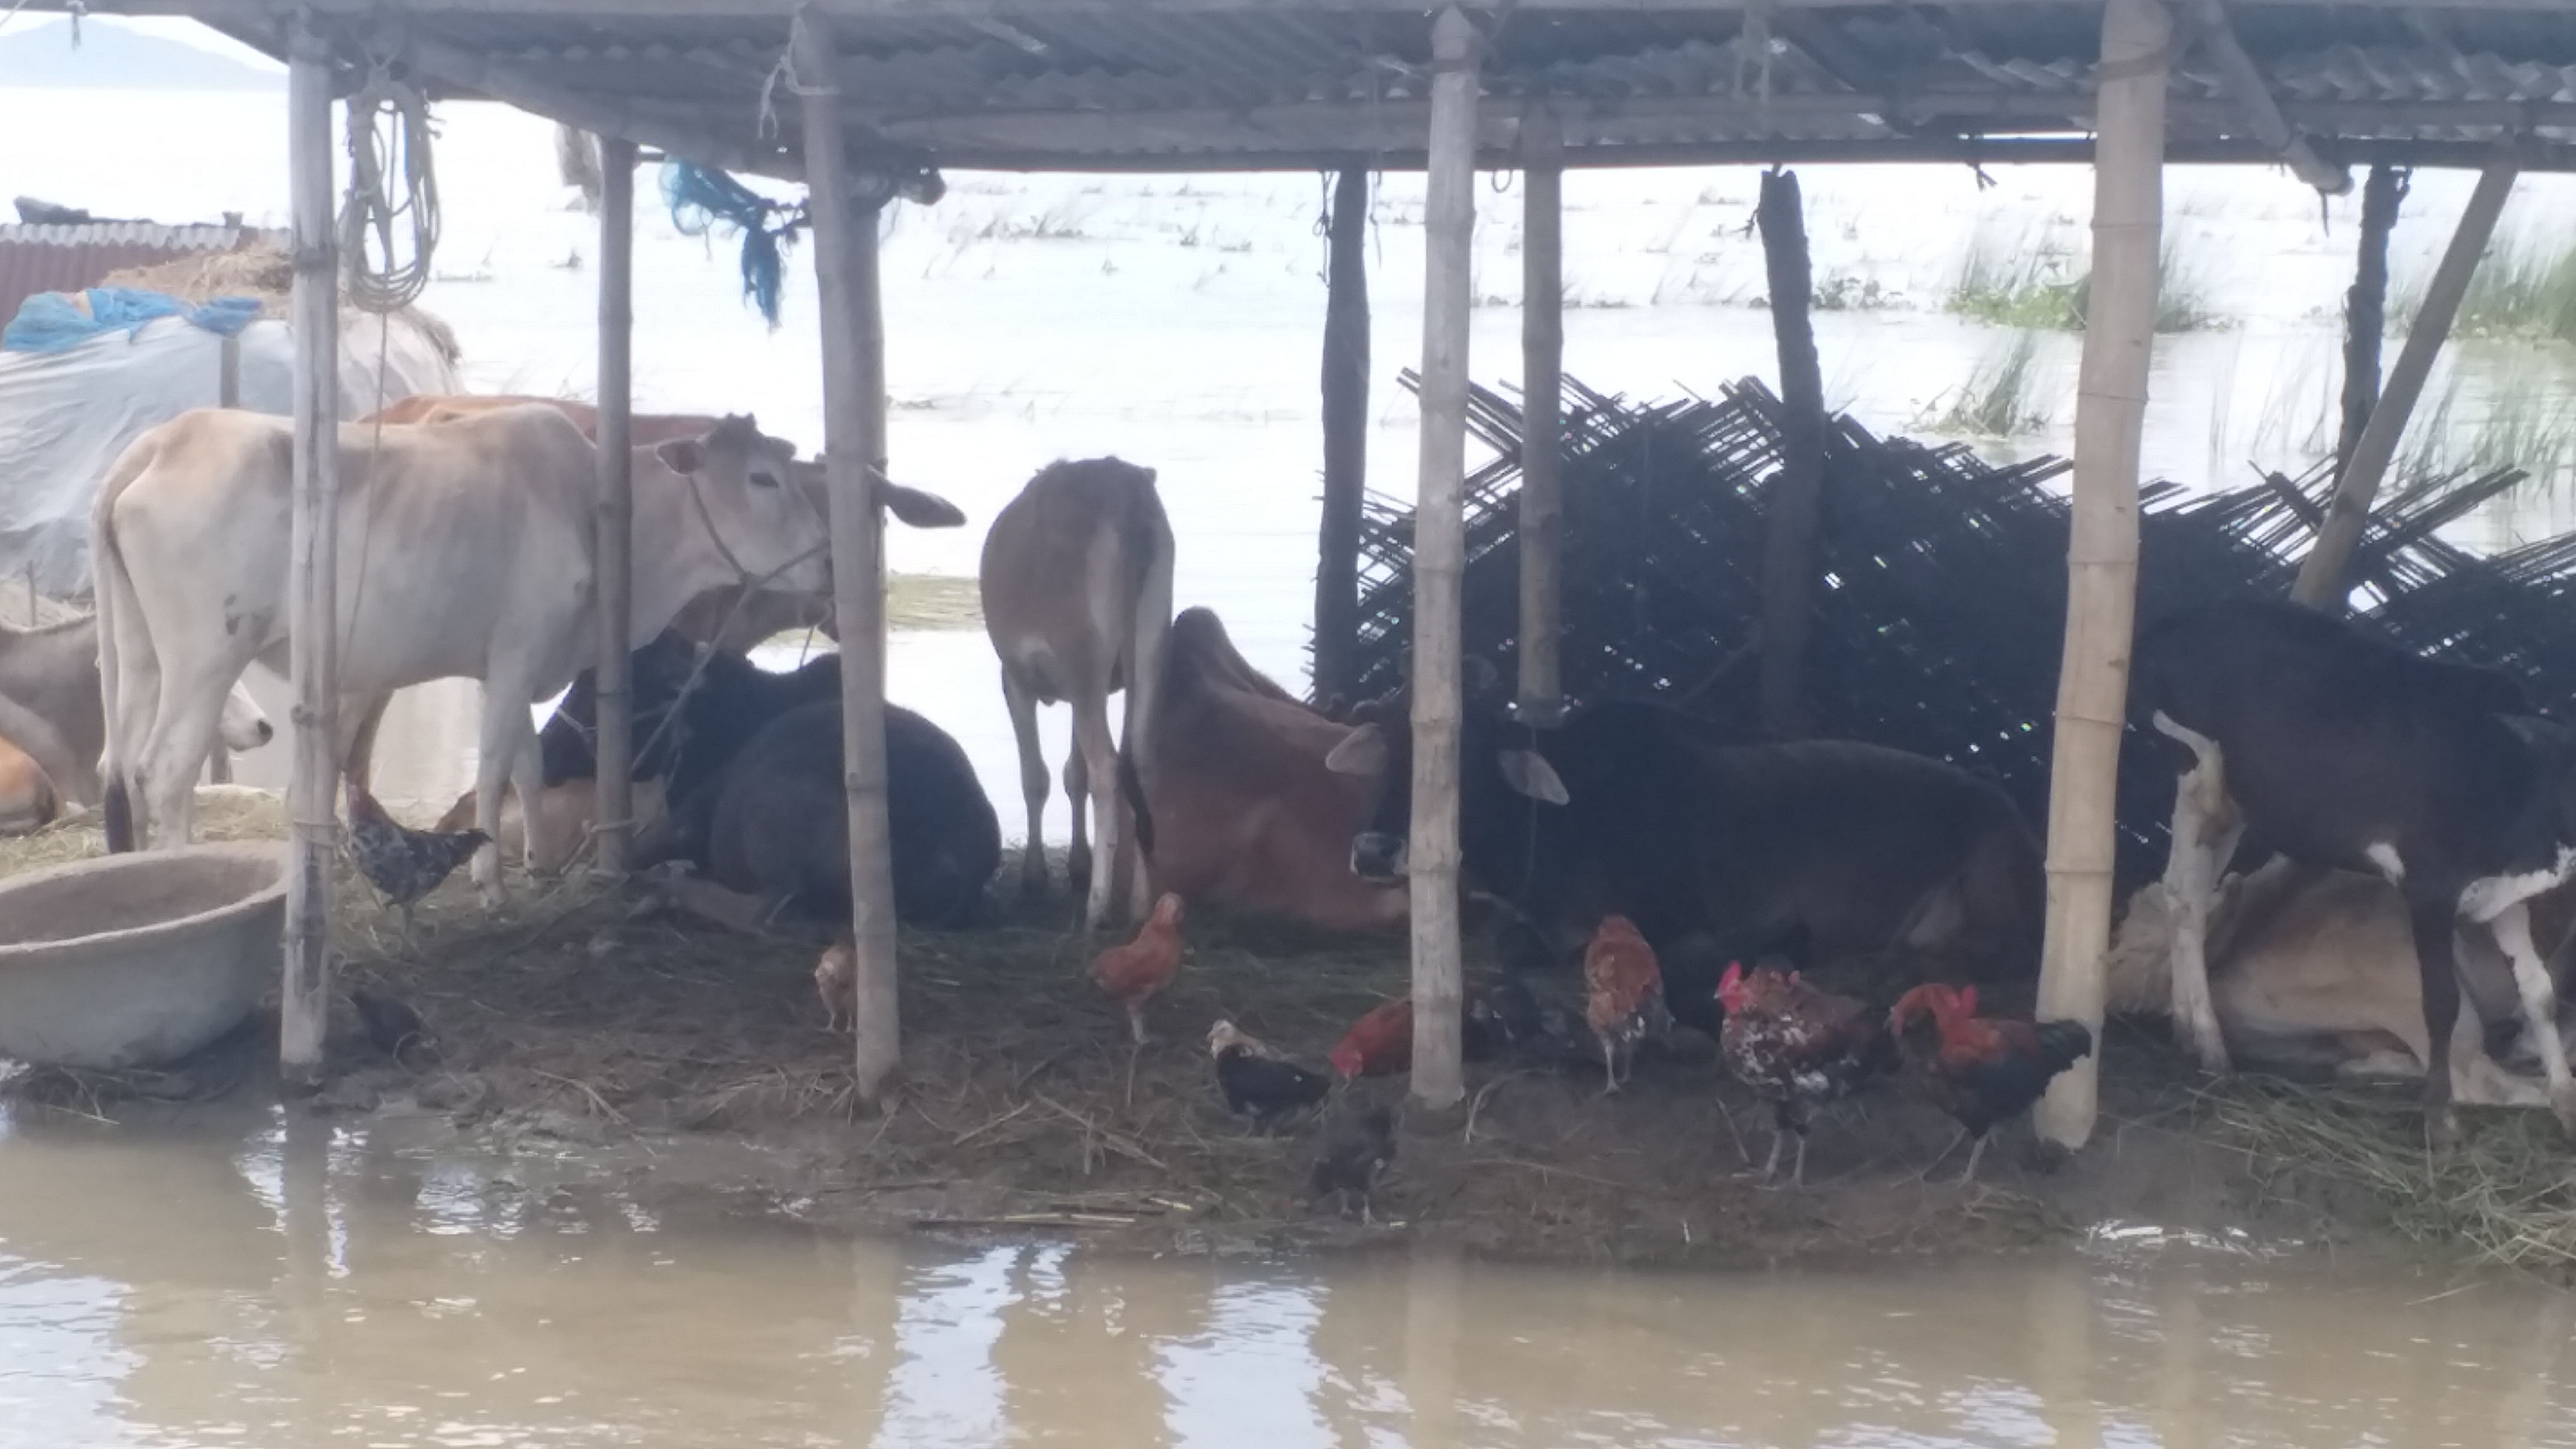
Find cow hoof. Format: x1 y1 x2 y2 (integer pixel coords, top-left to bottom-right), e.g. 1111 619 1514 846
2551 1083 2576 1139
2425 1107 2461 1159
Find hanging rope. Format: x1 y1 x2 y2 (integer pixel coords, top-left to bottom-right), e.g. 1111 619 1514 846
339 56 439 315
662 160 808 329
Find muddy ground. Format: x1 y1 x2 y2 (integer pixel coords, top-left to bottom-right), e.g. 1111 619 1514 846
1 797 2561 1276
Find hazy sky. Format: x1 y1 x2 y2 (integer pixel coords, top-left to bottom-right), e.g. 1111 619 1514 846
0 13 283 70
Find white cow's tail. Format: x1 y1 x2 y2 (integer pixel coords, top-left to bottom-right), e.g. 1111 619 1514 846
93 436 157 853
1117 477 1175 863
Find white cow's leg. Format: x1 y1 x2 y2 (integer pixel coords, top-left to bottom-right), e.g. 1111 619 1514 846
1061 744 1090 893
1070 690 1121 932
507 714 545 874
470 679 528 905
2152 712 2240 1074
999 667 1051 897
135 662 247 850
2485 901 2576 1134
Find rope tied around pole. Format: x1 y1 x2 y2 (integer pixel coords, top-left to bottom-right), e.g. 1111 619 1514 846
339 54 440 316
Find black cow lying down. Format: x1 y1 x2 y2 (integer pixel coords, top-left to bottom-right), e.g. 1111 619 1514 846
539 632 1001 929
656 697 1003 930
1323 670 2042 1033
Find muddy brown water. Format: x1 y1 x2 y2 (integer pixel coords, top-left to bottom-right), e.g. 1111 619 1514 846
4 1106 2574 1448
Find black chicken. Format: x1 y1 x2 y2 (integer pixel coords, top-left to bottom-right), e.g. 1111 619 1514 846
1207 1019 1330 1132
350 984 438 1068
344 780 488 931
1309 1105 1397 1223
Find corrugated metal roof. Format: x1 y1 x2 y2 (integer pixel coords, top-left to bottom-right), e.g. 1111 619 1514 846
0 224 285 334
173 3 2576 172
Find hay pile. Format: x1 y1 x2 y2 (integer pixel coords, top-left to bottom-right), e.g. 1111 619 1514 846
98 239 463 369
2201 1076 2576 1273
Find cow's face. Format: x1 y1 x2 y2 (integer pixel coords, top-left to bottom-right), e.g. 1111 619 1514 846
654 415 832 598
1323 659 1567 883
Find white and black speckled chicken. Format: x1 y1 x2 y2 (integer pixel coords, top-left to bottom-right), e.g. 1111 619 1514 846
344 780 487 931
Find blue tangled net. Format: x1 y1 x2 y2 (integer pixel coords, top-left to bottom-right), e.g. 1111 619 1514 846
661 160 809 329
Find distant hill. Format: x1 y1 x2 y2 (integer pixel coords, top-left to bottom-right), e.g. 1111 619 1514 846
0 18 283 91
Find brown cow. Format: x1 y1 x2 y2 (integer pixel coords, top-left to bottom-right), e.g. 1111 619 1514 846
979 457 1172 931
1139 607 1403 933
0 736 60 836
2110 859 2576 1109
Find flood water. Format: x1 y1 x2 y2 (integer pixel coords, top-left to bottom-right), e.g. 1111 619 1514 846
2 1105 2574 1448
16 26 2576 1445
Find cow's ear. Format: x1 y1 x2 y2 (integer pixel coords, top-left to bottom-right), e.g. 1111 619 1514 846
1324 723 1388 776
655 437 705 475
1497 749 1569 805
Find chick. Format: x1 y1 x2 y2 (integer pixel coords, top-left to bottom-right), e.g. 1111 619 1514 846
1309 1105 1398 1223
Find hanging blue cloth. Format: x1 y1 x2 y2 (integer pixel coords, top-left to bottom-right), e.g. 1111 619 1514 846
2 287 263 354
661 160 807 329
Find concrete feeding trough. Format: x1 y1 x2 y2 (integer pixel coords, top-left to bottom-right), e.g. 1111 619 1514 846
0 842 287 1070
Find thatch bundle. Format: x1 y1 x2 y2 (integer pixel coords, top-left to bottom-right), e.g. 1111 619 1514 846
1350 374 2546 886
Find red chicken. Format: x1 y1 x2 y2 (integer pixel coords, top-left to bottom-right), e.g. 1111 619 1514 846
1092 893 1186 1043
1583 915 1664 1092
1330 996 1413 1079
1717 962 1896 1186
1889 983 2094 1183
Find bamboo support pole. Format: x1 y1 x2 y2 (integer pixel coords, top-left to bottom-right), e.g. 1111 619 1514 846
1755 167 1825 740
2033 0 2169 1149
593 135 637 876
1313 165 1370 707
1516 105 1565 726
2293 155 2516 608
797 7 903 1105
1408 5 1479 1115
2333 163 2407 478
207 326 244 785
281 21 342 1087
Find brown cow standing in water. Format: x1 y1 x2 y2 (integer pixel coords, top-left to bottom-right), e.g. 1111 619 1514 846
979 457 1172 931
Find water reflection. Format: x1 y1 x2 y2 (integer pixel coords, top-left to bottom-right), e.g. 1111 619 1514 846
10 1109 2573 1447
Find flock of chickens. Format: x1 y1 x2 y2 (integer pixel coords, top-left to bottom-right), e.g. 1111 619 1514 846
336 779 2096 1219
1041 892 2098 1216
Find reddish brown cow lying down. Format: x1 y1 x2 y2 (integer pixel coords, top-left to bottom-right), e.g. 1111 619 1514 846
2109 858 2576 1109
1137 608 1404 934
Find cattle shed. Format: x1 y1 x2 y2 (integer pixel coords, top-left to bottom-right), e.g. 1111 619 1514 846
40 0 2576 1148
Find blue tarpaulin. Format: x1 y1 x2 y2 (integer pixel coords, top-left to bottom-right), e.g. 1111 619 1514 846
2 286 264 354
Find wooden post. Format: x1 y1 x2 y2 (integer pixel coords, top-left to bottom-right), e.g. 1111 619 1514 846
1313 165 1370 707
796 8 902 1105
1517 106 1565 726
281 20 342 1087
2333 163 2407 479
593 136 637 875
2032 0 2169 1149
2293 155 2516 607
208 333 244 785
1755 167 1825 740
1409 5 1480 1116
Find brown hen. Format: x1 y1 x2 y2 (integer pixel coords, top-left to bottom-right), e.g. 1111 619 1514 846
1092 892 1185 1043
1583 915 1664 1092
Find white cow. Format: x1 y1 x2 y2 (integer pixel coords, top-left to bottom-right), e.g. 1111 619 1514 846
0 614 270 806
92 405 830 899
